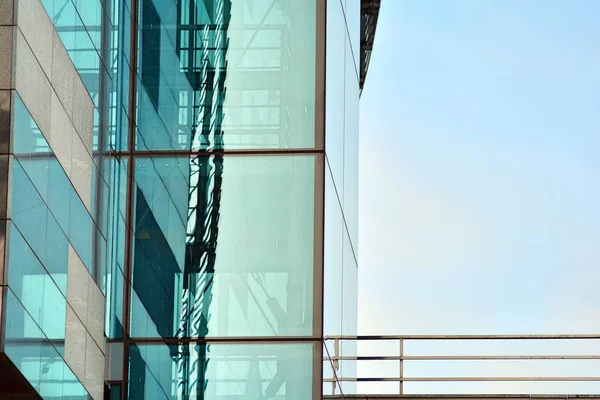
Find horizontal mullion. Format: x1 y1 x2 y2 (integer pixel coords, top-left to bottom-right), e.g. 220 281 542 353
127 336 322 344
114 148 324 157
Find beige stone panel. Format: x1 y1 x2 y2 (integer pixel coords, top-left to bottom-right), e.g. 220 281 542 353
15 0 53 77
65 305 87 384
86 273 106 353
84 335 105 400
51 30 75 117
0 0 14 25
67 244 89 324
70 133 92 211
71 75 94 154
49 90 73 174
14 29 50 135
0 26 14 89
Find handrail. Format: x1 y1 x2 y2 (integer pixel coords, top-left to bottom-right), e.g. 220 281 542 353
323 335 600 396
325 334 600 340
332 355 600 361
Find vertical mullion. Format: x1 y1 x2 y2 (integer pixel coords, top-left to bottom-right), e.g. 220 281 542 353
315 0 327 398
121 0 139 396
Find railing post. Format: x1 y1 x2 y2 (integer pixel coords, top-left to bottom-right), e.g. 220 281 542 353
399 338 404 395
333 338 340 395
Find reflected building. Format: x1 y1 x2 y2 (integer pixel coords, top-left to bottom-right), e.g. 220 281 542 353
0 0 378 398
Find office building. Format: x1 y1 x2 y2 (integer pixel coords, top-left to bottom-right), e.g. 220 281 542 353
0 0 378 398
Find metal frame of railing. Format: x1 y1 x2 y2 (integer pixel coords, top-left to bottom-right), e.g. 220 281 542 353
323 335 600 396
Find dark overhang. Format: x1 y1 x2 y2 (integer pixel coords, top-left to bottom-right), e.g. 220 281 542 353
360 0 381 91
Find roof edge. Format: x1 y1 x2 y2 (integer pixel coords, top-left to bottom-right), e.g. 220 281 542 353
360 0 381 92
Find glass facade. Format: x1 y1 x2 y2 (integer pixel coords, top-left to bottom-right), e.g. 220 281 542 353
128 342 314 399
3 288 89 399
12 94 99 284
41 0 130 151
135 0 318 151
3 92 93 399
130 155 317 339
323 0 361 395
0 0 361 398
116 0 326 397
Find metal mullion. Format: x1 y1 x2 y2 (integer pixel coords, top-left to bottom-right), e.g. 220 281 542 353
127 336 322 345
120 0 139 396
93 2 112 284
113 148 324 158
315 0 327 397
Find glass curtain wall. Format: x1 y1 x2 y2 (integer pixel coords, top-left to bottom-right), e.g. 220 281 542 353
41 0 133 348
111 0 325 398
4 93 91 399
323 0 360 395
3 0 129 397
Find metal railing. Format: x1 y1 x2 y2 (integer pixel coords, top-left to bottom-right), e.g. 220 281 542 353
323 335 600 396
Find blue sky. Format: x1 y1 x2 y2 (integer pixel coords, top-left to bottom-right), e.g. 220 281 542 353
357 1 600 392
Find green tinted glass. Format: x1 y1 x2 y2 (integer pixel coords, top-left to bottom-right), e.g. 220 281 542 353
3 289 89 399
7 223 66 343
136 0 317 150
131 155 317 338
129 342 314 399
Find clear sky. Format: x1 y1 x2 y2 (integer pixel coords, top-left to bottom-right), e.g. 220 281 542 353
357 0 600 393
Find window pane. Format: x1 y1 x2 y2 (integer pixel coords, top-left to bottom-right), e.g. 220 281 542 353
12 93 49 156
69 188 93 271
7 224 67 344
131 155 316 338
135 0 317 150
45 211 69 296
128 343 314 399
105 157 128 339
48 158 72 236
4 289 45 393
107 384 122 400
3 289 88 399
11 159 49 264
11 94 70 296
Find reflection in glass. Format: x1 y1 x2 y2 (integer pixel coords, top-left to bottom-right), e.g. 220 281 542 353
131 155 316 338
136 0 316 150
3 289 88 399
11 93 100 277
42 0 130 151
7 223 66 342
11 160 49 266
128 342 314 399
105 157 128 338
